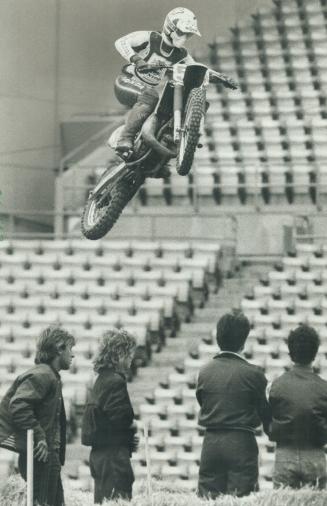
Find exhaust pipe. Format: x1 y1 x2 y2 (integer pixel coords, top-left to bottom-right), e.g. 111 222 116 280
141 115 177 159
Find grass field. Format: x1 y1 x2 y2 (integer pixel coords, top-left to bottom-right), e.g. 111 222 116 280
1 474 327 506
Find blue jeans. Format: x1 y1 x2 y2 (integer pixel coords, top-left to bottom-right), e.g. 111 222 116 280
274 446 327 489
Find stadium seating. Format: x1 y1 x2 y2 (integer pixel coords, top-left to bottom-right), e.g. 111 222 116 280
58 0 327 210
0 236 223 481
0 235 222 445
141 0 327 206
5 235 327 490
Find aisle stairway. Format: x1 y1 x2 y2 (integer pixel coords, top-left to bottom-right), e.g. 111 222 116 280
128 262 270 410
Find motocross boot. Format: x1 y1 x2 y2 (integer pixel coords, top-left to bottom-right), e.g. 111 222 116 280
116 90 158 158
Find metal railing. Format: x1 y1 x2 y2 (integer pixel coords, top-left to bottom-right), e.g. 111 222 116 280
2 154 327 242
56 160 327 214
0 206 238 243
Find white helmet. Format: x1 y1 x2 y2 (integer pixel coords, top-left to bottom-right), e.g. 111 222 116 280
163 7 201 48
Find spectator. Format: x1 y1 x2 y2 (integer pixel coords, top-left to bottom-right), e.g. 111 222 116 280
269 324 327 489
0 326 75 506
196 309 271 498
81 328 138 504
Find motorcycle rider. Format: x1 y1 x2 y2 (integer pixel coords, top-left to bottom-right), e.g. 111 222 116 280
113 7 201 158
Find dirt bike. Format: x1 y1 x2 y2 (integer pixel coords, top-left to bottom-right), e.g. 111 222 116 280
81 62 237 240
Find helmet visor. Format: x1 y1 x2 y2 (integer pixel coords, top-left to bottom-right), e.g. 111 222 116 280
176 19 201 37
174 27 194 39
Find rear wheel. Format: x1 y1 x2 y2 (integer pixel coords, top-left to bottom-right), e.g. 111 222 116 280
177 87 206 176
81 175 143 240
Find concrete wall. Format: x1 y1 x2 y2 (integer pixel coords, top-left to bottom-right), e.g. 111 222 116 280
82 209 296 257
0 0 58 218
0 0 273 227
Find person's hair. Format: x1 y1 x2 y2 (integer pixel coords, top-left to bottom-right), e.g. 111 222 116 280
93 328 137 373
288 324 320 365
35 326 75 364
216 309 250 352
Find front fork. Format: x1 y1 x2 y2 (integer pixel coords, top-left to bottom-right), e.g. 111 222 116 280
173 84 206 146
173 84 183 143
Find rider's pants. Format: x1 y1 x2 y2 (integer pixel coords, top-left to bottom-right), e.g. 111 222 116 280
114 72 159 150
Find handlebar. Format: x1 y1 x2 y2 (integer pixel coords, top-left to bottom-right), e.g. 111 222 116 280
135 63 238 90
137 64 172 72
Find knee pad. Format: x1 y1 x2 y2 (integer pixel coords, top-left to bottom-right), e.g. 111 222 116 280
137 87 159 108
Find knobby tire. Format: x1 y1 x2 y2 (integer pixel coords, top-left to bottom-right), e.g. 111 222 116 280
81 177 143 240
177 87 206 176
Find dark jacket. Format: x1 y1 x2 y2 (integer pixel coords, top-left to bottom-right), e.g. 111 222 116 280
82 367 135 449
196 352 271 434
0 363 66 464
269 364 327 447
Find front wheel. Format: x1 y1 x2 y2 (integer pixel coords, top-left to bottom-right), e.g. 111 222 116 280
176 87 206 176
81 174 144 240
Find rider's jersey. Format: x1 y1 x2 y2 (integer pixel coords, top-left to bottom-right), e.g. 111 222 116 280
115 30 194 86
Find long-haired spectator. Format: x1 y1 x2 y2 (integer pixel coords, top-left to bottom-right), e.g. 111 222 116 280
81 328 138 504
196 309 271 498
93 328 136 373
0 325 75 506
269 324 327 489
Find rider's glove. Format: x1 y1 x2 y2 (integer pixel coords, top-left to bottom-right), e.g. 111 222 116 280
130 54 148 71
209 72 238 90
223 76 238 90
